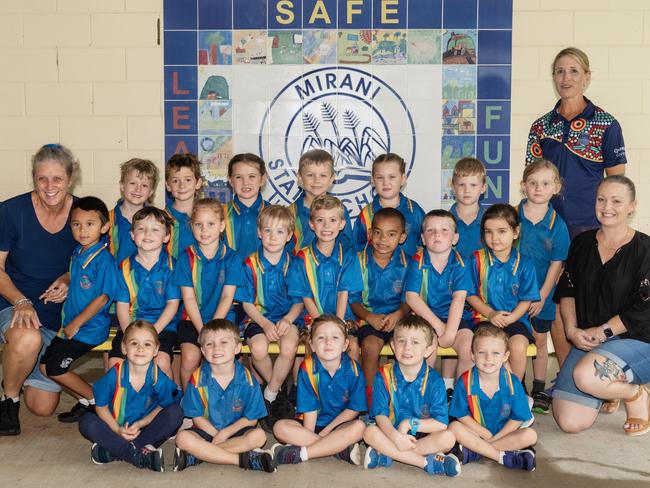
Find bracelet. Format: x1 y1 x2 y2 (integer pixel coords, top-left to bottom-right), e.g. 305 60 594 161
409 418 420 436
13 298 32 308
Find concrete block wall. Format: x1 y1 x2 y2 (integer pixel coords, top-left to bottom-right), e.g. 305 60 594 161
0 0 648 232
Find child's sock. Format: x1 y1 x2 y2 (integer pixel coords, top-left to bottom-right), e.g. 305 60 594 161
498 451 506 464
300 446 309 462
443 377 455 390
532 379 545 394
1 395 19 403
79 398 90 407
264 387 278 403
88 398 96 406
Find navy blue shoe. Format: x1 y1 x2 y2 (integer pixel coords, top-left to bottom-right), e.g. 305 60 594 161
502 448 536 471
173 447 202 471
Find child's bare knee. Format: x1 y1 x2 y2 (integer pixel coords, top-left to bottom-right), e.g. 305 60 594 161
248 427 267 447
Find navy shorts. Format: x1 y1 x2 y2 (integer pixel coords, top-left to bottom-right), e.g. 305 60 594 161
40 336 95 376
109 328 177 358
177 319 200 346
530 317 553 334
244 322 267 341
357 324 393 344
189 425 257 442
477 321 534 344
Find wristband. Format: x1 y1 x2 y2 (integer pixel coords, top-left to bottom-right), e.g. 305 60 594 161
13 298 32 308
409 418 420 436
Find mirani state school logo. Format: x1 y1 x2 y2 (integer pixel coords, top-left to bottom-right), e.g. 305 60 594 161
259 67 416 215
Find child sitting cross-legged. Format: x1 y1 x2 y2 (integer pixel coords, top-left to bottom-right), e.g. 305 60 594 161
174 319 275 473
363 315 461 477
272 315 367 466
448 324 538 471
78 320 183 472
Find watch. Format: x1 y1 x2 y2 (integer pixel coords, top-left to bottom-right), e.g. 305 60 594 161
409 418 420 436
602 323 614 340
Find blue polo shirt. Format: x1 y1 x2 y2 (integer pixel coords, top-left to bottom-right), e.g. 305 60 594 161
0 192 78 332
116 251 181 332
287 192 354 254
526 98 627 228
288 242 363 321
450 366 532 435
93 361 179 427
181 361 267 429
108 201 137 264
371 361 448 426
165 204 195 259
403 248 473 322
174 242 243 324
223 195 268 259
235 249 303 325
468 249 540 330
450 203 485 260
517 200 570 320
61 242 117 345
353 194 426 257
349 247 409 316
297 353 367 428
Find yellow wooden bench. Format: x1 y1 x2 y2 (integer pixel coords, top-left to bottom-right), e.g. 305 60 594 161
93 329 538 357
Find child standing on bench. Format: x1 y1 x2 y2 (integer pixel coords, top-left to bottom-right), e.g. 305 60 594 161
78 320 183 472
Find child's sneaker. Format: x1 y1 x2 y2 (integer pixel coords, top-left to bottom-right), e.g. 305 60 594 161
333 442 361 465
173 447 202 471
271 443 302 465
424 453 461 477
502 448 536 471
532 391 551 414
58 401 94 423
363 446 393 469
239 449 276 472
90 443 117 464
449 442 482 465
129 444 164 472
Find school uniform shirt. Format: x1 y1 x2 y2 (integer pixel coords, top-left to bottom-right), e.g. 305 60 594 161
181 361 267 429
107 201 137 264
165 204 195 260
93 361 179 427
526 97 627 228
116 251 181 332
371 361 448 427
222 194 268 259
450 203 485 260
174 242 244 323
297 353 367 428
450 366 532 436
554 229 650 343
61 242 117 345
286 192 354 254
469 248 540 331
517 200 570 321
288 242 363 321
234 248 303 325
349 247 409 317
403 248 473 322
353 194 426 257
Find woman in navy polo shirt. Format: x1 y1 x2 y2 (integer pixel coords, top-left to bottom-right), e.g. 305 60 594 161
0 144 80 435
526 46 627 239
525 47 627 379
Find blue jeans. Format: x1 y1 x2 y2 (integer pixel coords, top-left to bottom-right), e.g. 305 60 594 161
78 404 184 460
0 306 61 393
553 338 650 409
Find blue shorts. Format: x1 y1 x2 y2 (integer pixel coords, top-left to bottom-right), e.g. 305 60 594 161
0 306 61 393
530 318 553 334
553 338 650 409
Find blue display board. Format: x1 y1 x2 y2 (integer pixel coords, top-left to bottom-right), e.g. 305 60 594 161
164 0 513 214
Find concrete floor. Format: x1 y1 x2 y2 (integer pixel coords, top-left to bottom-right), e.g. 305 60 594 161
0 355 649 488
